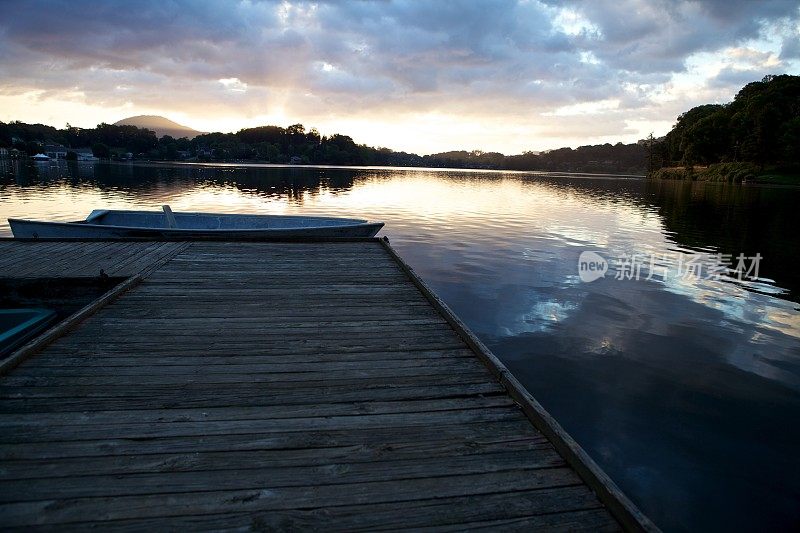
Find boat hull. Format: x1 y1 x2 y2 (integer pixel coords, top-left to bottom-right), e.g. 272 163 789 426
9 219 384 239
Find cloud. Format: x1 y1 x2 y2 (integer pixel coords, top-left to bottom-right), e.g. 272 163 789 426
0 0 798 153
707 68 769 90
219 78 248 92
780 35 800 60
546 0 800 74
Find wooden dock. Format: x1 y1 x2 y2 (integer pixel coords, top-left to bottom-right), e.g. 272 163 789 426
0 239 654 531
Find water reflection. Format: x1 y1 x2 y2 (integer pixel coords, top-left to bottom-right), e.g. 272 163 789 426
0 160 362 204
0 161 798 531
644 179 800 301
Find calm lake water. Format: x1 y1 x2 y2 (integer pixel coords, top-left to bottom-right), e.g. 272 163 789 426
2 160 799 531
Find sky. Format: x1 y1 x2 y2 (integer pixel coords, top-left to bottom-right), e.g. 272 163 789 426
0 0 798 155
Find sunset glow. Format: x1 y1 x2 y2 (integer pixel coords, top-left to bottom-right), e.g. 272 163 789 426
0 1 798 154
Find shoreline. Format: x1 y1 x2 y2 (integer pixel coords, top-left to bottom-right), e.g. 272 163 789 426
649 162 800 186
12 157 648 179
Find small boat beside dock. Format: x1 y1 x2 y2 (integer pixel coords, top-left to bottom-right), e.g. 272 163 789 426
9 206 384 239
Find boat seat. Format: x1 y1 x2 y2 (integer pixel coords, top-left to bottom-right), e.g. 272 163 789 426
162 205 178 229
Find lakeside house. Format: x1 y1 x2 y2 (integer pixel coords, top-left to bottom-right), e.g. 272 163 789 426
44 144 68 160
72 148 99 162
4 145 99 161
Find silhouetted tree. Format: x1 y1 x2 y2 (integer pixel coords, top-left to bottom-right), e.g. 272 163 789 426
92 143 111 159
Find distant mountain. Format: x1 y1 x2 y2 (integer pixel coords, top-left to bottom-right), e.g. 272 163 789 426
114 115 204 139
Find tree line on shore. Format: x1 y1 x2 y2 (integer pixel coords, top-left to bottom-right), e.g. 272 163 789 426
649 74 799 176
3 75 796 178
0 121 647 174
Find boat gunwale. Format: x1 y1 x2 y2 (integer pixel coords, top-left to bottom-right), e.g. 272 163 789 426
82 209 375 225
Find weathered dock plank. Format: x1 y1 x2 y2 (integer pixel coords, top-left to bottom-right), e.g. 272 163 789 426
0 241 186 278
0 240 652 531
20 490 614 532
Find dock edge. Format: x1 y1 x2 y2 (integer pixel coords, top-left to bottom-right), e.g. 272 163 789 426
0 275 143 376
379 237 660 533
